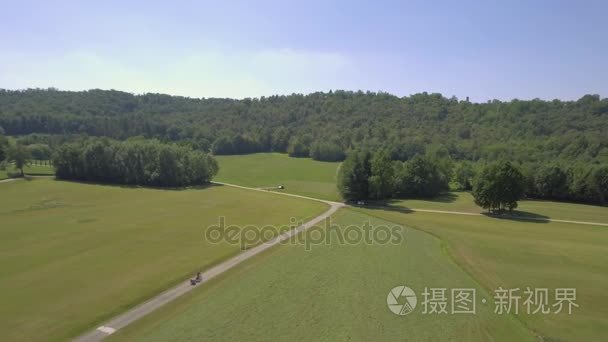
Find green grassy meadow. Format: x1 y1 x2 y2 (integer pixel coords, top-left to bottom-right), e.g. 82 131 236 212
0 162 55 180
357 207 608 341
112 152 608 341
3 153 607 341
390 191 608 223
0 178 327 341
214 153 341 201
111 208 534 342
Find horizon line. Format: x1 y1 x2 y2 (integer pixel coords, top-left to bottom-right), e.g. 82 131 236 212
1 87 605 104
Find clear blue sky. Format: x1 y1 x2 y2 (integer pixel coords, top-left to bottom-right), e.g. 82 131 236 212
1 0 606 101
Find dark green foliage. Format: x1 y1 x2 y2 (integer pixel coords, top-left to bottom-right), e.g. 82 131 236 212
594 166 608 203
533 164 569 199
53 138 218 187
309 141 346 162
271 127 290 152
368 149 394 199
211 134 263 155
472 161 525 213
338 150 450 201
337 151 371 201
1 89 606 165
6 144 32 176
453 161 475 190
394 155 449 198
425 144 453 187
389 140 426 161
518 162 608 204
0 134 8 161
2 89 608 205
287 137 310 158
26 144 52 160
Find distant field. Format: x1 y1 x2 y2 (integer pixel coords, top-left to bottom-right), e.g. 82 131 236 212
390 191 608 223
214 153 341 201
111 209 534 342
0 162 55 180
0 179 327 341
357 207 608 341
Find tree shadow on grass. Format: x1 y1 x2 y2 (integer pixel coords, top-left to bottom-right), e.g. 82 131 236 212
421 192 458 203
49 178 221 191
352 200 416 215
482 210 551 224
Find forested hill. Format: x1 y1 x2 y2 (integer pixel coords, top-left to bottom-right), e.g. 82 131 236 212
1 88 607 163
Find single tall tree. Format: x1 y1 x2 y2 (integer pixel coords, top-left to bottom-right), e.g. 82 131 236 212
472 161 525 213
7 144 32 177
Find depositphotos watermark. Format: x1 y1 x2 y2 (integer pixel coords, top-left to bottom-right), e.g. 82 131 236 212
387 285 579 316
205 216 404 250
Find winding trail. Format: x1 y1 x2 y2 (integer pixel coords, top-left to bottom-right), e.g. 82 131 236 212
0 178 21 183
371 207 608 227
74 182 344 342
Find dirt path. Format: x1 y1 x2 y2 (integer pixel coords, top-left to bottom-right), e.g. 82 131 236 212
389 208 608 227
35 180 608 340
0 175 54 184
74 183 343 342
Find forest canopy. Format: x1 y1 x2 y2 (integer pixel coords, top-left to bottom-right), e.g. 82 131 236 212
52 137 218 187
1 88 607 202
0 88 607 164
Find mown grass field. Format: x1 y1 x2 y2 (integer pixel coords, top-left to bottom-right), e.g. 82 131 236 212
111 208 534 341
4 154 606 341
214 153 341 201
109 172 608 341
0 162 55 180
357 207 608 341
391 191 608 223
0 179 327 341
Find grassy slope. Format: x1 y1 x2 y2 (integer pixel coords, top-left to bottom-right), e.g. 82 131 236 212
214 153 341 201
391 191 608 223
111 209 534 342
357 207 608 341
0 179 327 341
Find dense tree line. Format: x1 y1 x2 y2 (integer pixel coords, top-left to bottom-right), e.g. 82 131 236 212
521 162 608 204
0 133 8 162
1 88 607 204
471 161 608 211
338 149 450 201
309 141 345 162
469 161 608 209
1 89 607 165
337 147 608 206
211 134 264 155
53 138 218 187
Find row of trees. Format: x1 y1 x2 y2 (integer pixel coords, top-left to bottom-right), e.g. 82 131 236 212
338 150 450 201
337 146 608 208
210 132 347 162
473 161 608 211
522 163 608 204
211 134 265 155
53 138 218 187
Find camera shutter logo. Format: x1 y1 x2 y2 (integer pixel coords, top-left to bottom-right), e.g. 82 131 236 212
387 286 417 315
